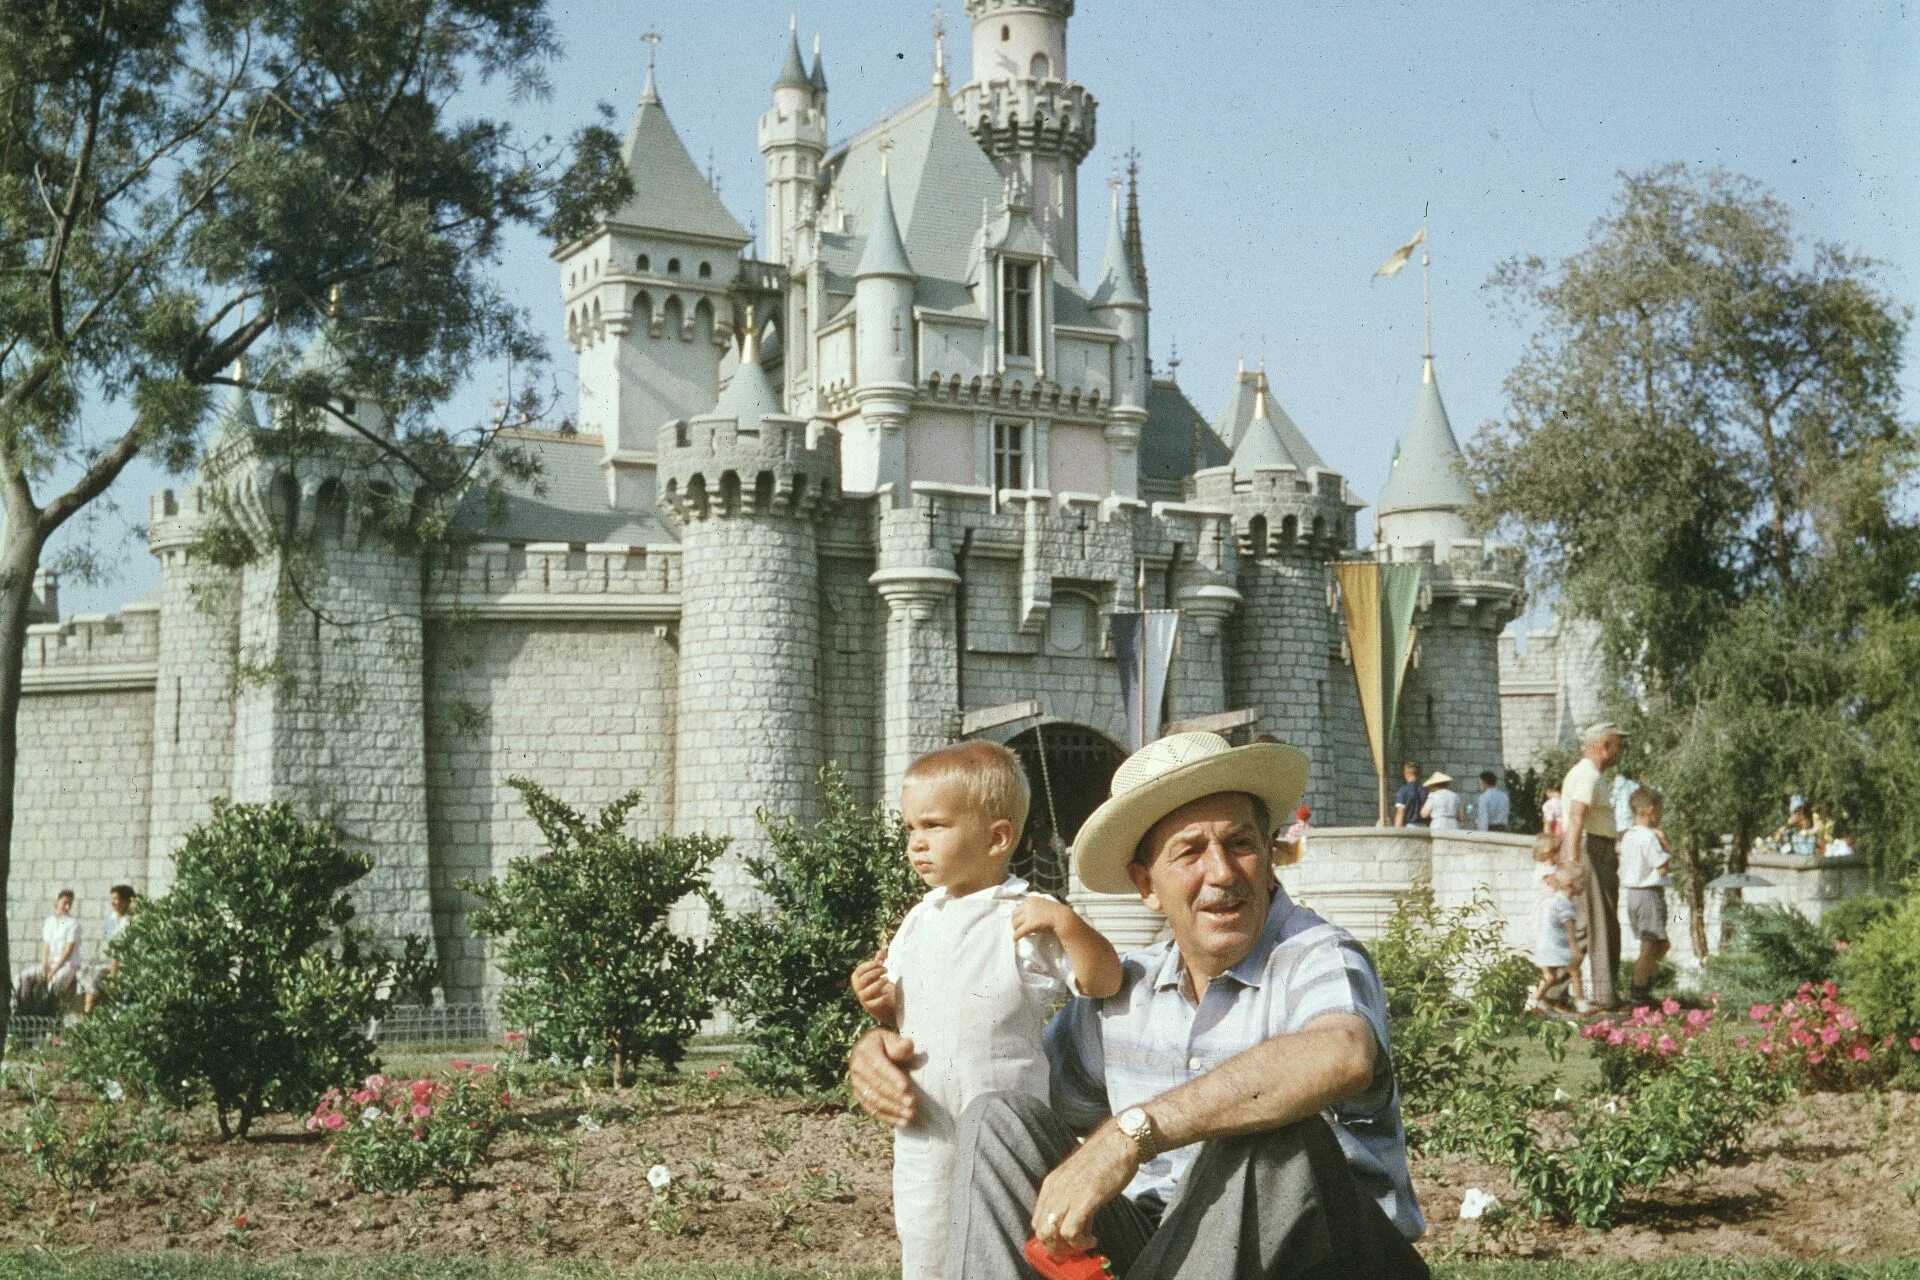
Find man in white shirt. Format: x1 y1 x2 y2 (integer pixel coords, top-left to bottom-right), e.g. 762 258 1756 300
40 889 83 1002
1561 723 1625 1008
83 884 136 1013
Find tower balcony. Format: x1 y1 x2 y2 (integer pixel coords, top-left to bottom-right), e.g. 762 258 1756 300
952 79 1096 163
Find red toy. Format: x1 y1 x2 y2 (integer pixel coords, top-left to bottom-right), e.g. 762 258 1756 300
1023 1236 1114 1279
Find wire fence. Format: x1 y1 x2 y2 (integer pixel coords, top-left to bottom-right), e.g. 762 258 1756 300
4 1004 505 1060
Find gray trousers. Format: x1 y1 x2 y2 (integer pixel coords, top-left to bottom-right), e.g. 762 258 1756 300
1580 835 1620 1006
943 1092 1428 1280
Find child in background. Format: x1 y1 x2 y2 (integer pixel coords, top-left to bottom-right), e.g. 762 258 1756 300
851 742 1123 1280
1618 787 1672 1007
1525 833 1573 1014
1541 785 1564 839
1530 863 1586 1017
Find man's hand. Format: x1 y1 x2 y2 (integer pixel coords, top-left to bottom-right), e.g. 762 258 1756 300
850 948 897 1024
848 1028 917 1128
1010 897 1072 942
1030 1122 1139 1255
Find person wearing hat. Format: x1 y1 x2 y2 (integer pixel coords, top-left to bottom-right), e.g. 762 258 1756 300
849 732 1427 1278
1418 772 1461 831
1561 722 1627 1008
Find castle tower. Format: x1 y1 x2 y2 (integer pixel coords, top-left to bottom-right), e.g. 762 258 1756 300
143 378 248 892
561 56 750 507
758 20 828 270
958 0 1096 272
219 331 438 972
1089 184 1147 498
1375 358 1525 791
853 158 917 498
1194 374 1363 818
658 324 840 931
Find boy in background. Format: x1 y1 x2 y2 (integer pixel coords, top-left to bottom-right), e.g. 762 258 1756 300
1618 787 1672 1007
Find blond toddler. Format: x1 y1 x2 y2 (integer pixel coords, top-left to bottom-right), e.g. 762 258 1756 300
851 741 1123 1280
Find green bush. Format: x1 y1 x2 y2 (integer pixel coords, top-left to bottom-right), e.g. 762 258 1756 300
464 778 726 1082
63 800 429 1139
1820 892 1902 945
715 766 919 1093
310 1065 513 1192
1699 903 1840 1011
1839 890 1920 1047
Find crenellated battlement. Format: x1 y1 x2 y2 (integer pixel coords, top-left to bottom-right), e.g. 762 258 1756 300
1375 537 1526 629
148 480 230 556
23 603 161 683
428 540 682 610
952 79 1096 163
1190 463 1360 558
658 411 841 523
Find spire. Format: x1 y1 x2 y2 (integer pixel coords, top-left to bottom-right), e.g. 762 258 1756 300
1123 147 1148 299
1089 178 1143 308
775 16 810 91
640 30 661 104
1378 359 1473 517
856 149 913 279
809 34 828 95
1229 368 1304 477
612 55 749 244
714 311 784 427
932 2 949 98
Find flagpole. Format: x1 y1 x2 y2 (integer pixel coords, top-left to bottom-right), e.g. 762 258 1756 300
1421 217 1433 372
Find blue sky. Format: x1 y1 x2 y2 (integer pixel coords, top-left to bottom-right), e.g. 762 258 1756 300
47 0 1919 615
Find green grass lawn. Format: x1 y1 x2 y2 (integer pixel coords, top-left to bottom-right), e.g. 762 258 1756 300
2 1256 1916 1279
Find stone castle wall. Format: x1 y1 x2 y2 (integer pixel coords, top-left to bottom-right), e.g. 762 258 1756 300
1497 621 1605 772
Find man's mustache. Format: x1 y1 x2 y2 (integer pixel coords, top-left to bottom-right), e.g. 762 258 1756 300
1194 888 1252 911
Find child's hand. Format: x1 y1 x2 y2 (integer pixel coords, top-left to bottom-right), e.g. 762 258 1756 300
1011 897 1074 942
851 948 897 1022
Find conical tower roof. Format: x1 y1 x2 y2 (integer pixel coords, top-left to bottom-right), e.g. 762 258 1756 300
775 27 810 91
1229 378 1304 476
809 38 828 94
607 72 749 244
712 322 784 429
1378 359 1473 516
211 363 260 452
1089 193 1143 308
855 164 913 279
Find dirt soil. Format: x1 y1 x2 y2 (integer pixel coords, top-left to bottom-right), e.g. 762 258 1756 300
1 1057 1916 1270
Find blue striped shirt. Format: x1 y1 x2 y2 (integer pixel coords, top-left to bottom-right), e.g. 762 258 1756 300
1042 885 1425 1241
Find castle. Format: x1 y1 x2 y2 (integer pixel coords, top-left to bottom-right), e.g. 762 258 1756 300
15 1 1552 1001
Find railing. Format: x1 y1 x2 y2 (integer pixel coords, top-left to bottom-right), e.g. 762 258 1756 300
4 1004 505 1061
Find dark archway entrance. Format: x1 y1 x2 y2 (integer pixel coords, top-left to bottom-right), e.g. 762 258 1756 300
1007 723 1126 896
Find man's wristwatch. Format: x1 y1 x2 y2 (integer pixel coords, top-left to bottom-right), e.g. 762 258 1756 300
1115 1106 1162 1162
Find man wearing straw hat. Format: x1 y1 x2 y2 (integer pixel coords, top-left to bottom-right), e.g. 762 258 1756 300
1561 722 1628 1008
849 732 1427 1277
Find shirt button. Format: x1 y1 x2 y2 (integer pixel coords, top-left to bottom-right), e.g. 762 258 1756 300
1187 1056 1202 1072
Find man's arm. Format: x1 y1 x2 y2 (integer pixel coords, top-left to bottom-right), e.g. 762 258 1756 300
1561 800 1589 864
1393 801 1408 828
1030 1014 1378 1253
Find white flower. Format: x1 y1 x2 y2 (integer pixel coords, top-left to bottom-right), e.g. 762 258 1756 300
547 1053 563 1068
361 1106 382 1126
577 1113 602 1133
581 1055 594 1069
647 1165 672 1192
1604 1099 1620 1115
1552 1088 1569 1103
103 1080 125 1103
1459 1188 1499 1221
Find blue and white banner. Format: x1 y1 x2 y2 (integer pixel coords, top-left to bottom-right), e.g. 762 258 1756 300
1111 610 1181 752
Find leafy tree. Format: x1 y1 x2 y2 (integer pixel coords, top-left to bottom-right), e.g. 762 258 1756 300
0 0 629 1052
463 778 725 1082
1473 164 1915 885
716 766 920 1093
64 800 430 1139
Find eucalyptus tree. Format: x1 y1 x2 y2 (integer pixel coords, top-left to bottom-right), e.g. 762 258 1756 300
0 0 628 1046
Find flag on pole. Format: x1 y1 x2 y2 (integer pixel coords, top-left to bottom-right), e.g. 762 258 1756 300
1333 561 1425 822
1111 610 1180 752
1372 227 1427 280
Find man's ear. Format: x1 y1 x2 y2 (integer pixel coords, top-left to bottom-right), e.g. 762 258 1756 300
1128 859 1164 914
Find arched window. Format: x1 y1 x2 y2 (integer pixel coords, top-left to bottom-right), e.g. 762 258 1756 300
1246 515 1268 559
638 253 651 271
667 257 681 274
1000 23 1010 40
1030 52 1051 79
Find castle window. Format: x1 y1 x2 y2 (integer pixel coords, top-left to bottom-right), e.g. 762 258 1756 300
340 397 357 417
639 253 650 271
1001 23 1010 40
667 258 681 274
698 261 712 279
993 421 1027 491
1000 260 1034 358
1030 52 1051 79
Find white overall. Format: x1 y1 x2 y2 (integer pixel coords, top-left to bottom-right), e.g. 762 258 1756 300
884 875 1078 1280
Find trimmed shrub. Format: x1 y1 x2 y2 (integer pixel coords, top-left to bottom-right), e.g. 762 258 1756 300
1700 903 1841 1012
463 778 725 1081
311 1064 513 1192
716 766 919 1093
64 800 429 1139
1840 891 1920 1055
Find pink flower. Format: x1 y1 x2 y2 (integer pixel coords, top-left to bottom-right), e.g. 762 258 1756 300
234 1216 249 1230
1656 1035 1678 1056
1661 998 1682 1016
350 1089 374 1106
1750 1004 1773 1021
365 1074 388 1091
1608 1030 1626 1046
1736 1035 1750 1049
305 1117 319 1132
504 1032 525 1045
1807 1051 1825 1065
1686 1009 1711 1029
705 1069 722 1082
1632 1032 1653 1052
411 1103 431 1119
1909 1037 1920 1053
323 1113 347 1131
1821 1028 1841 1046
499 1091 514 1106
1851 1046 1872 1062
450 1059 472 1072
1822 981 1839 999
473 1064 495 1074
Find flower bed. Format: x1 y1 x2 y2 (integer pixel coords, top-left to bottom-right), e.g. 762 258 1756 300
309 1063 513 1192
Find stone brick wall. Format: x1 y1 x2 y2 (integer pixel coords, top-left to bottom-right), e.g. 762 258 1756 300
1399 612 1507 796
1497 621 1607 771
145 549 239 894
11 686 154 980
422 619 679 1003
1227 552 1338 814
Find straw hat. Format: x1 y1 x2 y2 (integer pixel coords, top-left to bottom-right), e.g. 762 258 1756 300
1073 732 1308 895
1423 771 1453 788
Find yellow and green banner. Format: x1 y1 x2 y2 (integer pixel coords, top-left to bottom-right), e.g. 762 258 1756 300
1334 561 1424 824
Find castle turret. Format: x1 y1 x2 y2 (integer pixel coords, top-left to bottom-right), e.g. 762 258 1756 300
1194 369 1364 819
561 56 750 506
853 159 917 498
144 376 249 891
658 323 840 932
1089 186 1146 498
957 0 1096 271
1373 357 1525 800
759 20 828 270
